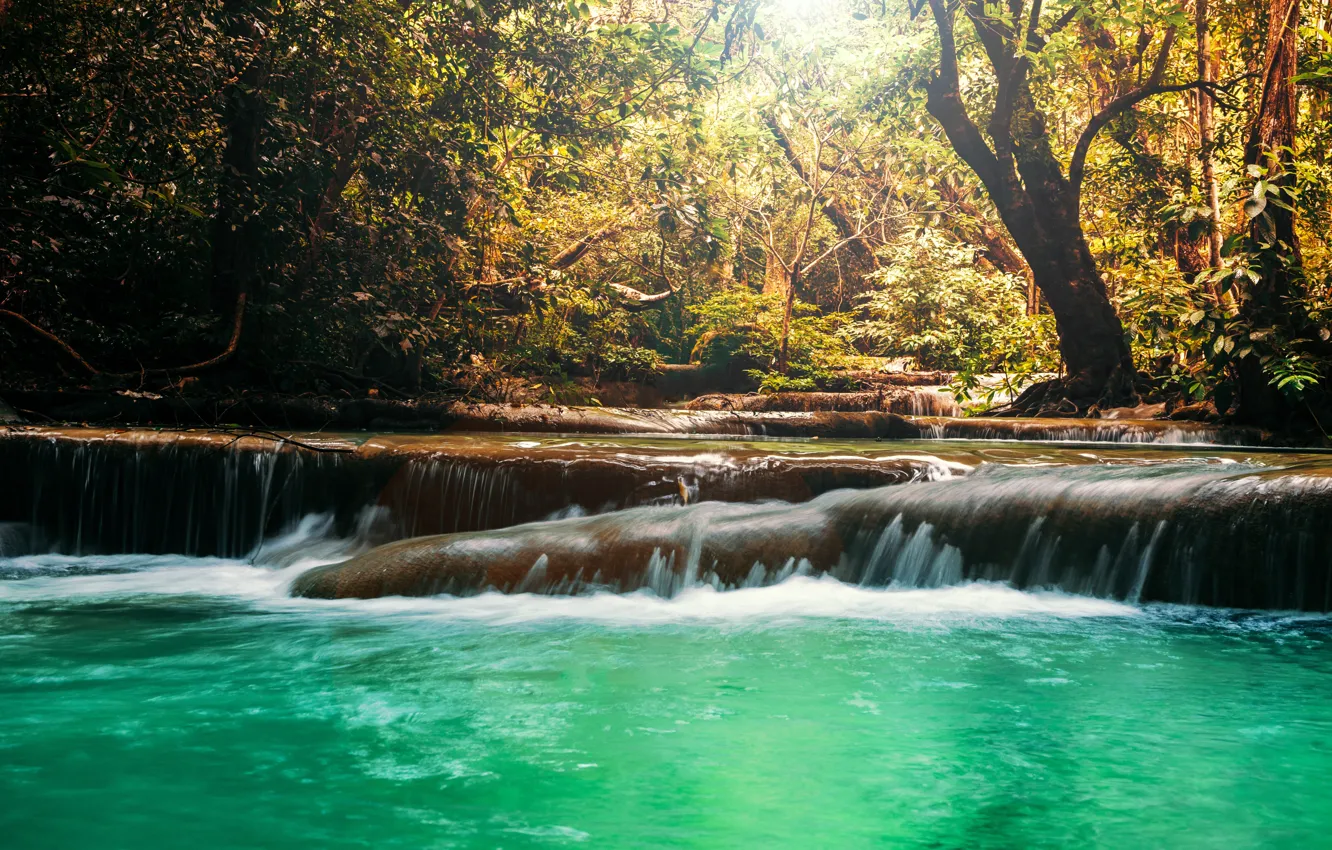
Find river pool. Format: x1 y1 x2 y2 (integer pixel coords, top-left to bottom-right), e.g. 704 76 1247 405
3 552 1331 849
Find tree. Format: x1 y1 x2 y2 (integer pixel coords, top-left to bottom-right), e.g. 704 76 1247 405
1234 0 1303 421
732 109 887 371
208 0 271 362
4 0 1331 420
915 0 1208 410
1197 0 1223 269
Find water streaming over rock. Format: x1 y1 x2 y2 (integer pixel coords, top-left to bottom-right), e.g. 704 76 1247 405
380 447 955 537
5 427 1329 610
0 429 954 555
294 460 1332 611
0 431 379 556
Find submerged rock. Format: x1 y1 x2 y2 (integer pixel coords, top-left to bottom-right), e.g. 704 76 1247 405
292 501 847 600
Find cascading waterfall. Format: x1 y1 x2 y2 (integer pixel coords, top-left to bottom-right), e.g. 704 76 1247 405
0 429 952 554
5 427 1331 611
910 417 1250 444
380 448 953 538
0 432 375 557
293 461 1332 611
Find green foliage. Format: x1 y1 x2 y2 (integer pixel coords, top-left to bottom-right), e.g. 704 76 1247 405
487 284 664 383
847 230 1055 373
1119 159 1332 411
0 0 723 381
1 0 1331 426
689 288 852 384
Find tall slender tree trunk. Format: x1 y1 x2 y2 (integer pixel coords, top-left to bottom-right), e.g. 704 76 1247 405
762 253 786 296
1236 0 1302 423
210 0 270 358
1197 0 1222 269
777 266 800 373
1244 0 1301 270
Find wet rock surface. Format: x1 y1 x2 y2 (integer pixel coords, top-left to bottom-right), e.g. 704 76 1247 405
0 427 954 556
1 390 1273 443
294 460 1332 611
6 425 1330 610
292 501 848 600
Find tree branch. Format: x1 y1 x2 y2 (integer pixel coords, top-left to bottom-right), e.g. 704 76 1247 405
1069 27 1183 206
604 237 680 309
924 0 1004 192
1040 1 1087 45
1070 80 1218 206
549 223 620 269
0 293 246 380
605 282 678 308
0 310 102 375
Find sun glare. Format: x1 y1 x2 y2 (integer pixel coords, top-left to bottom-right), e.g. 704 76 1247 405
773 0 839 22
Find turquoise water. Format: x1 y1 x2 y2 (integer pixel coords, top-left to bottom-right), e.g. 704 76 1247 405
3 552 1332 849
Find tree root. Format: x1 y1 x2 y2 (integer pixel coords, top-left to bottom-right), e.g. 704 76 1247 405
990 368 1140 418
0 310 102 376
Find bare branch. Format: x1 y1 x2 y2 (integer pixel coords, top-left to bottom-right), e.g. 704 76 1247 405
606 282 678 308
549 223 620 269
1041 1 1087 44
0 310 102 375
0 294 247 380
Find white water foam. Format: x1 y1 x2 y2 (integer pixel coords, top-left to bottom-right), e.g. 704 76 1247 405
0 503 1138 625
319 577 1138 625
0 557 319 603
0 552 1138 625
0 512 359 604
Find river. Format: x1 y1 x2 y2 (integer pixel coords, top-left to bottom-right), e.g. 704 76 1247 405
3 429 1332 847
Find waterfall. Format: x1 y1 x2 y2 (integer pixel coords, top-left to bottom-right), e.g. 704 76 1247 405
0 431 377 557
0 428 949 557
7 427 1328 610
293 461 1332 612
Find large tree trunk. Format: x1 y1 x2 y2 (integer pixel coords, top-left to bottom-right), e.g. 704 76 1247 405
210 0 270 357
922 0 1136 409
1237 0 1302 423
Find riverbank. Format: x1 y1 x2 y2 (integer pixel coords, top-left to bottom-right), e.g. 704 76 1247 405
0 389 1275 444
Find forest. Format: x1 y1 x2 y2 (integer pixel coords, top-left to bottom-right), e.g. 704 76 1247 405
2 0 1331 428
